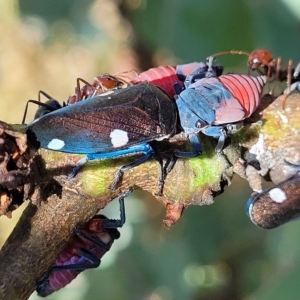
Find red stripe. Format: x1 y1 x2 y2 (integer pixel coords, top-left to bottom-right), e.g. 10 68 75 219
131 66 177 98
241 76 263 115
219 74 251 117
219 74 266 118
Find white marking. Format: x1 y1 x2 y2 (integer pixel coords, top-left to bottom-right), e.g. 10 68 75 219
249 133 265 159
99 91 114 97
47 138 65 150
269 188 287 203
109 129 129 147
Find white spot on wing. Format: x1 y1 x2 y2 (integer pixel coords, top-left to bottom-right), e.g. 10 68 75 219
47 138 65 150
110 129 129 148
269 188 287 203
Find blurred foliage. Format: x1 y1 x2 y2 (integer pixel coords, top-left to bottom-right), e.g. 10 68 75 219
0 0 300 299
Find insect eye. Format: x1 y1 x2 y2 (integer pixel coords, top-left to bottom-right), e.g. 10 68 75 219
195 120 203 128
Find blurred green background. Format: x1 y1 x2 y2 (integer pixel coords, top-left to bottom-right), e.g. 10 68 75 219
1 0 300 299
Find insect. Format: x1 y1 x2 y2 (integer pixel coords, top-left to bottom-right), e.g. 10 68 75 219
23 74 129 124
209 49 300 84
245 50 300 86
27 61 223 123
22 91 64 124
175 73 267 155
246 176 300 229
130 62 223 98
68 62 224 105
26 83 177 195
36 193 127 297
208 49 278 79
247 49 276 74
244 50 300 102
67 74 129 105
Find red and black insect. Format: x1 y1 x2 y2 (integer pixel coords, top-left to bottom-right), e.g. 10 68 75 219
175 73 267 155
67 73 130 105
130 62 223 98
25 60 223 123
67 62 223 104
36 195 127 297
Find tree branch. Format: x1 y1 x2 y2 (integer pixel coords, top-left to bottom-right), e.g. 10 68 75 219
0 129 238 299
241 92 300 190
1 91 298 299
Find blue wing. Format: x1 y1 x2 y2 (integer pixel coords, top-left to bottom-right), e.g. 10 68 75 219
27 83 176 154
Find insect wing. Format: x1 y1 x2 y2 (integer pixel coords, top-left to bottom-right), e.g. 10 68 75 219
189 77 245 125
27 83 176 154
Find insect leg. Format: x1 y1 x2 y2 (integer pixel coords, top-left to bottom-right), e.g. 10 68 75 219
201 126 228 152
108 149 154 190
73 227 111 251
67 157 88 179
165 156 177 175
150 143 165 196
22 91 60 124
67 143 154 180
174 133 202 158
164 133 202 174
101 191 129 228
